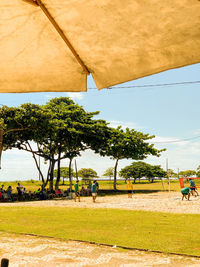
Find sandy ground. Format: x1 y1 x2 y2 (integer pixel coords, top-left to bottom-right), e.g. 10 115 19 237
0 192 200 266
0 233 200 267
0 191 200 214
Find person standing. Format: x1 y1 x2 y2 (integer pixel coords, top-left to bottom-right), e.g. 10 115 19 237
6 186 13 202
16 183 23 201
95 180 99 192
127 178 133 198
0 184 5 192
91 180 97 203
74 180 80 202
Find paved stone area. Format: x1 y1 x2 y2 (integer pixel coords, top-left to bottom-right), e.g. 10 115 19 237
0 233 200 267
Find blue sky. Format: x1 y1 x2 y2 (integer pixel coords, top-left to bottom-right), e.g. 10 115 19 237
0 63 200 181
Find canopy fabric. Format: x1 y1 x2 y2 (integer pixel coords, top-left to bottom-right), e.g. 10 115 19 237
0 0 200 93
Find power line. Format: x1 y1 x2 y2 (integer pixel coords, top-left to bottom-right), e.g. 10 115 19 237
88 80 200 90
0 80 199 103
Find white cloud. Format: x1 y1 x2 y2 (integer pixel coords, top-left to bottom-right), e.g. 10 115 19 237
65 92 84 100
193 129 200 135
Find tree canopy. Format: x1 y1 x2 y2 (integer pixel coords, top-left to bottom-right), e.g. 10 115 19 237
0 97 110 190
179 170 196 178
119 161 166 182
103 167 114 178
103 127 165 189
78 168 98 179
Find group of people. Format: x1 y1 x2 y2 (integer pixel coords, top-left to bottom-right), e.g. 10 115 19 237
0 184 14 201
181 178 199 200
74 180 99 202
0 183 37 202
0 183 68 202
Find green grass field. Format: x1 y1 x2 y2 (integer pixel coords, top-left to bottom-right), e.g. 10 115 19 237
0 206 199 256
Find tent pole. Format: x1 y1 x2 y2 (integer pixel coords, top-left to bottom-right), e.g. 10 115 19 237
23 0 90 75
35 0 90 75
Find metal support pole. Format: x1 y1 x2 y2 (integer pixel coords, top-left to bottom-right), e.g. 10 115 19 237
166 158 170 192
1 258 9 267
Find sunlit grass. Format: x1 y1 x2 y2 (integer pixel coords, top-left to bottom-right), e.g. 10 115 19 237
0 206 199 256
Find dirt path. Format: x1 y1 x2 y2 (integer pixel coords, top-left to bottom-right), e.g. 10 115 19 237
0 233 200 267
0 192 200 214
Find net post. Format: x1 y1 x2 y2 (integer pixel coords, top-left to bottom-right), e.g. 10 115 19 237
179 177 184 188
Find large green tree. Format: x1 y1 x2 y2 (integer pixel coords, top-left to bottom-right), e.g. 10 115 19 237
43 97 111 190
103 127 164 190
1 98 111 191
1 103 55 187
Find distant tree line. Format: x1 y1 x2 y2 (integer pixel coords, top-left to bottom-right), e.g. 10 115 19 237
119 161 166 183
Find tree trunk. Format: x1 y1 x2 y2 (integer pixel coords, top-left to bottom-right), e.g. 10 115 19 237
43 161 52 189
113 158 119 191
75 159 78 181
55 148 61 190
27 142 45 187
69 158 73 192
49 160 55 191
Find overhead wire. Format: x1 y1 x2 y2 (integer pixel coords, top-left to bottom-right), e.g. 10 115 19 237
0 80 200 103
88 80 200 90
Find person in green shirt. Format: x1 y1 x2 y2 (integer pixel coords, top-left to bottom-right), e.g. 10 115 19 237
91 180 97 203
189 178 199 197
181 187 191 200
74 180 80 202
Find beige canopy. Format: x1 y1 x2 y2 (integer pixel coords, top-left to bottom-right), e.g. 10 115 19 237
0 0 200 93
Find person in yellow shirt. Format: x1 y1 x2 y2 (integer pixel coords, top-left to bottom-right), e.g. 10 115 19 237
127 178 133 198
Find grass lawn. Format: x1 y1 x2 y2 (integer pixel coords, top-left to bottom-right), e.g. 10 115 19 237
0 206 199 256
